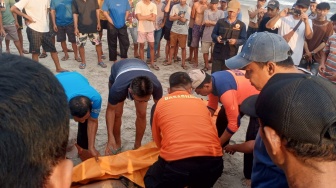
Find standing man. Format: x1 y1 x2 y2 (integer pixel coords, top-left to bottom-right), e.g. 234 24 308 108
72 0 106 69
11 0 67 72
102 0 130 63
266 0 313 66
144 72 223 187
258 0 280 33
51 0 81 62
201 0 224 71
247 0 266 38
301 2 333 75
105 58 163 154
98 0 107 60
56 71 102 161
211 0 246 73
189 0 207 68
165 0 190 69
135 0 159 70
308 0 319 19
225 32 311 188
0 0 23 55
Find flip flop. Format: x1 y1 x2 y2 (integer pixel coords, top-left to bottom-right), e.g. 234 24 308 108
101 54 106 60
75 57 82 62
163 62 172 66
150 64 160 70
202 67 210 72
98 62 107 68
61 56 69 61
110 146 123 155
79 63 86 69
39 53 47 58
23 49 29 54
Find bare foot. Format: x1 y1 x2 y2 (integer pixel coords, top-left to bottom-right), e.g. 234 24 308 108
56 68 69 72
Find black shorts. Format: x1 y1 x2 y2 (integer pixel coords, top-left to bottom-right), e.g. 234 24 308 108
163 26 171 41
17 15 23 30
100 20 108 30
144 156 223 188
56 24 76 43
26 27 57 54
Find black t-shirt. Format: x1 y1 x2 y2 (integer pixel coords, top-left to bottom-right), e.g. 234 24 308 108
108 59 163 105
72 0 99 33
258 16 278 34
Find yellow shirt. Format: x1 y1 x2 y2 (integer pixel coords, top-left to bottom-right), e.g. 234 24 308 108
98 0 107 20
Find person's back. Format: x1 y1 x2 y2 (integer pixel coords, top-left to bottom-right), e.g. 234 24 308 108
0 54 72 187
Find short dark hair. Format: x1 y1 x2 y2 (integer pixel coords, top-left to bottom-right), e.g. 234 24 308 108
316 2 330 10
330 13 336 21
196 72 212 89
69 96 92 118
130 76 153 97
0 54 69 187
169 72 192 88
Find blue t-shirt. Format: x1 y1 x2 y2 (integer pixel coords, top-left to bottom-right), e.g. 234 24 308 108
251 133 288 188
56 72 102 119
102 0 131 29
108 58 163 105
50 0 74 26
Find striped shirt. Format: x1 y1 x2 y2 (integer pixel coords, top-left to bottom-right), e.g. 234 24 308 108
320 34 336 83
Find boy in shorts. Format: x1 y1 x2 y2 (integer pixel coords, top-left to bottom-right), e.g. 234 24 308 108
72 0 106 69
0 0 23 55
135 0 159 70
165 0 190 69
11 0 67 72
51 0 80 62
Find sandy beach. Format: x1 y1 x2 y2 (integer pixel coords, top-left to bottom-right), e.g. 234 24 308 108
6 4 252 188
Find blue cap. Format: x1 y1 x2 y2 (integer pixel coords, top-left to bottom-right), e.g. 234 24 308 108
225 32 292 69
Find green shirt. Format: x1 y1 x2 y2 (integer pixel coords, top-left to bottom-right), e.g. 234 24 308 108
1 0 16 25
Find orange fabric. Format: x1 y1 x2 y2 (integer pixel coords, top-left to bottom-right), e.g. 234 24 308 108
71 142 159 187
152 91 223 162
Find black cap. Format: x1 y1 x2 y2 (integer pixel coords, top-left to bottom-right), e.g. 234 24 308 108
295 0 310 8
211 0 219 4
254 73 336 145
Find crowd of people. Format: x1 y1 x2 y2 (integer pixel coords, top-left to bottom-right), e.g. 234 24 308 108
1 0 336 187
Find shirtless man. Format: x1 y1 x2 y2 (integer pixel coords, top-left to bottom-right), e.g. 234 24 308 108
189 0 207 68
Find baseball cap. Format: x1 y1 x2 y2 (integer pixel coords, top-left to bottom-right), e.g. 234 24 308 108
225 32 291 69
295 0 310 8
211 0 219 3
310 0 320 4
267 0 279 9
254 73 336 145
220 0 227 2
188 69 206 89
227 0 240 12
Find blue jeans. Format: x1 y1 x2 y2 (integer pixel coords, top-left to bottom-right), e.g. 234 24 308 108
147 28 162 58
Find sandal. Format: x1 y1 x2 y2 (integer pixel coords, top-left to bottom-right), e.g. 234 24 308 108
150 64 160 70
75 57 82 62
202 67 210 72
61 56 69 61
98 61 107 68
23 49 29 54
181 64 188 70
101 54 106 60
39 53 47 58
175 56 181 61
163 62 172 66
79 63 86 69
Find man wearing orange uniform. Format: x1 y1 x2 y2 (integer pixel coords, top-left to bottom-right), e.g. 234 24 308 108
145 72 223 188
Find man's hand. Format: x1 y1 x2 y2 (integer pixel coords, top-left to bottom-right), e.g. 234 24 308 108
223 144 236 155
325 72 336 80
53 25 58 32
228 39 237 45
88 147 100 162
0 28 6 37
301 12 309 23
15 21 19 29
319 63 326 73
25 15 35 25
303 52 313 63
279 8 288 17
74 28 79 36
217 35 222 43
97 23 101 31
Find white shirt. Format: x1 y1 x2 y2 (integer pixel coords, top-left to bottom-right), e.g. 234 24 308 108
135 0 157 32
273 15 313 65
14 0 50 32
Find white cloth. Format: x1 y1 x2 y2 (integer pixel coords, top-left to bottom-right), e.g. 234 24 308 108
170 4 191 35
273 15 313 65
14 0 50 32
135 0 157 32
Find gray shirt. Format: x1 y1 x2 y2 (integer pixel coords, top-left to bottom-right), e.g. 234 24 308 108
202 9 224 42
170 4 191 35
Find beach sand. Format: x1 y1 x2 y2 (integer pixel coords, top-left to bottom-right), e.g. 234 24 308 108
6 5 252 188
